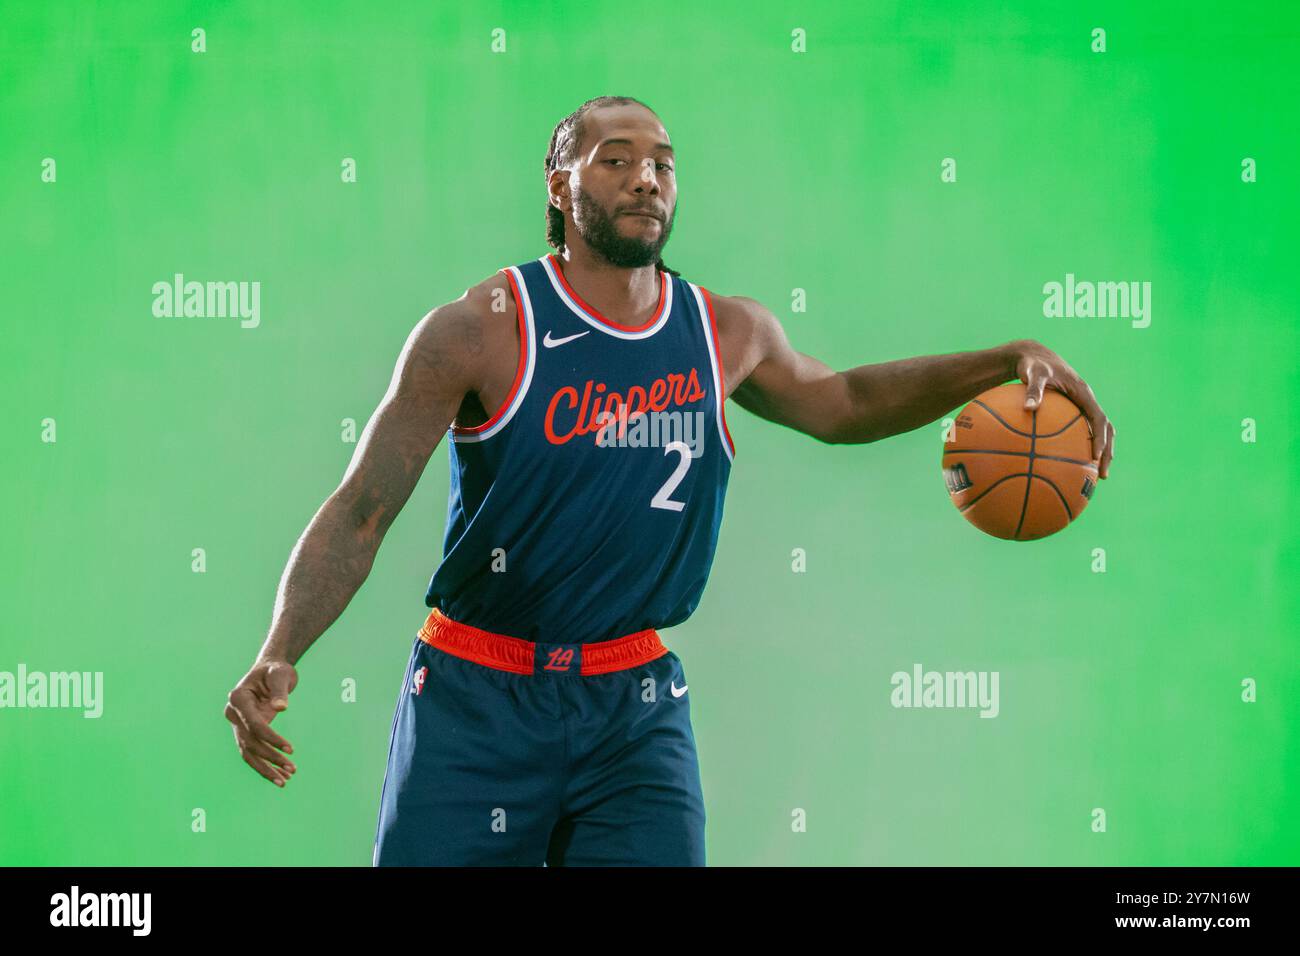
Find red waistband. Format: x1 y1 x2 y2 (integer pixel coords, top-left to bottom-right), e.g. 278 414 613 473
417 607 669 676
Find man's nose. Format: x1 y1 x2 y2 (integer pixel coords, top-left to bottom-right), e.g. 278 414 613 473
632 159 661 193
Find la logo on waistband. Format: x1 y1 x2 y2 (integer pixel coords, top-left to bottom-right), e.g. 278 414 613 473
544 648 574 671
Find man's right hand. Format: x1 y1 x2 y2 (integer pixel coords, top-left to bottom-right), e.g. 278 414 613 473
221 288 498 789
225 660 299 787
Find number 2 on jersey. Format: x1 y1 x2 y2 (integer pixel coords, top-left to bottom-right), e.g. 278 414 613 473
650 441 692 512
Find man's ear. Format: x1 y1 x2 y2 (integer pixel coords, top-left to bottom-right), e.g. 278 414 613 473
548 169 572 213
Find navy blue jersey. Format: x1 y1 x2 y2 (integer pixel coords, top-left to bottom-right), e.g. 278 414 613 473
424 253 735 645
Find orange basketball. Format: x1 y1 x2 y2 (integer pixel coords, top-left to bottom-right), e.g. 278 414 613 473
941 382 1099 540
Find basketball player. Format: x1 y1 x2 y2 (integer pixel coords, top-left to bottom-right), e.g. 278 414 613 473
224 96 1115 866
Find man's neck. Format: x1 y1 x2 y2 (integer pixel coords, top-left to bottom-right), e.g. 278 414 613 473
554 248 661 322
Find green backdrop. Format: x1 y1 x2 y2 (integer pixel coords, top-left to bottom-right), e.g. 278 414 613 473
2 0 1296 866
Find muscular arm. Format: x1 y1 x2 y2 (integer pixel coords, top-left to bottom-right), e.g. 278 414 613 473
225 290 492 787
255 299 485 667
723 295 1115 474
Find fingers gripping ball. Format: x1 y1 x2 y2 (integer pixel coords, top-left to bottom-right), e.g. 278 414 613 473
942 382 1099 540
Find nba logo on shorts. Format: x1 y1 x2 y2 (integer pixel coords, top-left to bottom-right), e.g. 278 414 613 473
411 666 428 695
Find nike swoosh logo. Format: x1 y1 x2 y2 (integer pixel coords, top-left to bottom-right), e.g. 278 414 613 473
670 681 688 698
542 329 590 348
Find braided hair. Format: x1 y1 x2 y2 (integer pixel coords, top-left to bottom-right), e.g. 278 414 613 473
544 95 680 277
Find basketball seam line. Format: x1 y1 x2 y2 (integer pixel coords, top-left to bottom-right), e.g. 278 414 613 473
1037 472 1074 521
957 473 1075 519
943 448 1099 469
970 399 1083 439
956 473 1076 522
957 472 1026 513
1013 409 1037 538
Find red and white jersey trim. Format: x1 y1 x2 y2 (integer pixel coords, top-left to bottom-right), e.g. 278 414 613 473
449 265 537 443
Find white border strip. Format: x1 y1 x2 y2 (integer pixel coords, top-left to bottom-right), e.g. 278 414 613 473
687 281 734 462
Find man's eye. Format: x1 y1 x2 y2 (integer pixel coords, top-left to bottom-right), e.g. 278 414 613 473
604 159 672 171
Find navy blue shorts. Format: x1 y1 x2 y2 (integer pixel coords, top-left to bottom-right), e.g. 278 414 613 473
372 611 705 866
